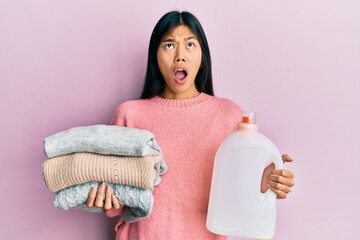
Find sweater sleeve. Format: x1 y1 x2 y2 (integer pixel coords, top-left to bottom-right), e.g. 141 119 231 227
111 102 130 126
219 97 243 131
111 108 125 126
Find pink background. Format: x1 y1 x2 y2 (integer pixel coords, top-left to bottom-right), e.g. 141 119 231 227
1 1 359 239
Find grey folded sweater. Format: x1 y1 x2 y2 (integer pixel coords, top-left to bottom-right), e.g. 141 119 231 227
55 182 154 223
44 125 164 161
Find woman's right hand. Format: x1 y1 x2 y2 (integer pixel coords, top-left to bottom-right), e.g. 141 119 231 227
86 182 122 210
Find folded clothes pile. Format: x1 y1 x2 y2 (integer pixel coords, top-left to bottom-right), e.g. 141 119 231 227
42 125 167 222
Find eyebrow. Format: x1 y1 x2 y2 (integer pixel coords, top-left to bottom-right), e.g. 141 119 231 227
162 36 198 42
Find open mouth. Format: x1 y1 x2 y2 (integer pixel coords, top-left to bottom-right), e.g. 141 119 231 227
174 68 188 83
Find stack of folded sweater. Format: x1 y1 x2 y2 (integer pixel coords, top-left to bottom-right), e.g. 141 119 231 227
42 125 167 223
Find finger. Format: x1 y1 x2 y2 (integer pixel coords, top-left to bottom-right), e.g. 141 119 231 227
281 154 294 163
271 169 294 180
112 194 121 210
270 172 295 187
104 186 113 210
86 187 97 208
268 184 288 199
94 182 106 208
268 178 292 194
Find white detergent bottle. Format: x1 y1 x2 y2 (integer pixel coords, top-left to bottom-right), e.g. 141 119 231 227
206 112 283 240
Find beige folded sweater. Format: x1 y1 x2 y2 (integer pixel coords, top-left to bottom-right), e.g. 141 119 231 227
42 153 161 192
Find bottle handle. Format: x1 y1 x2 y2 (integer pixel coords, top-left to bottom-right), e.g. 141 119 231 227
273 151 284 170
262 152 284 200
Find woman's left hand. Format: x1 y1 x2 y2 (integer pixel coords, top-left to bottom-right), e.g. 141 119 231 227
261 154 295 199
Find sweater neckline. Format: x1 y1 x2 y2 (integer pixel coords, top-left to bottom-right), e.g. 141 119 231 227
150 92 211 109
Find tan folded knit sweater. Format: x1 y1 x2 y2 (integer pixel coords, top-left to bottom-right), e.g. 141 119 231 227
42 152 161 192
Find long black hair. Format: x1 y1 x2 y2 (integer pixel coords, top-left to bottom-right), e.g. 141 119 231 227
140 11 214 99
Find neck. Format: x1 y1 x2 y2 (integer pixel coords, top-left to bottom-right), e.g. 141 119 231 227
160 89 200 100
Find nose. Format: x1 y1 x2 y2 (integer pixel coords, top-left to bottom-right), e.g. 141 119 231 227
175 57 185 63
175 46 186 63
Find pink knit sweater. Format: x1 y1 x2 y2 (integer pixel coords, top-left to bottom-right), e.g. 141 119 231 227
107 93 242 240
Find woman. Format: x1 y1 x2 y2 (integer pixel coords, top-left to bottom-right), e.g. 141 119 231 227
87 11 294 240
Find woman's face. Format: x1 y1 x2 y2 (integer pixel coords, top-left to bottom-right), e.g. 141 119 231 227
157 25 202 99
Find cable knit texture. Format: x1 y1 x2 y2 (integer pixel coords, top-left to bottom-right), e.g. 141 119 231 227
109 93 242 240
42 153 161 192
44 125 163 159
55 182 153 222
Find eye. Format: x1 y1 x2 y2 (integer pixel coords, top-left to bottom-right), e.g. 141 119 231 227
165 43 174 49
187 42 195 48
